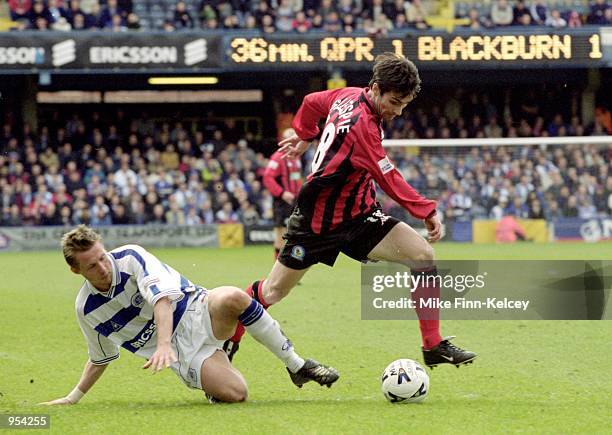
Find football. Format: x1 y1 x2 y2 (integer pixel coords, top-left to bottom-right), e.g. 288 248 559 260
381 359 429 403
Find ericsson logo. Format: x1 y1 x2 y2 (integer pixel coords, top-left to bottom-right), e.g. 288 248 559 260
89 46 178 64
184 39 207 66
0 47 44 65
52 39 76 67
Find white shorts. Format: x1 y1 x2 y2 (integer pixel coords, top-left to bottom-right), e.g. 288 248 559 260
171 290 225 390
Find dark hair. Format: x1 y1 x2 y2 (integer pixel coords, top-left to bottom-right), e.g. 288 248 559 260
368 52 421 99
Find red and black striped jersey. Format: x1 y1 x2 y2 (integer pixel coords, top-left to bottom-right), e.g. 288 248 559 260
292 87 437 234
263 151 303 198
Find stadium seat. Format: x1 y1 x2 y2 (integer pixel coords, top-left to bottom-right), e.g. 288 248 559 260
133 3 148 14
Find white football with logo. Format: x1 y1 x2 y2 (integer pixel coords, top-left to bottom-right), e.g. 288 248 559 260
381 359 429 403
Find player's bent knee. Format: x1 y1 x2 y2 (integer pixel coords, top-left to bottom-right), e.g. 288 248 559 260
201 352 249 403
401 243 435 268
413 244 435 263
229 385 248 403
215 387 248 403
213 286 252 313
226 287 252 310
219 378 248 403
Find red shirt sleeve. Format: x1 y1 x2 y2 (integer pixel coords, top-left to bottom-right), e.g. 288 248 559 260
351 123 437 220
263 153 284 198
292 89 346 141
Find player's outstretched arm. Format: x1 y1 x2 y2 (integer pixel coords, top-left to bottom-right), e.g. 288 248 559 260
40 360 109 405
278 134 310 160
142 296 177 373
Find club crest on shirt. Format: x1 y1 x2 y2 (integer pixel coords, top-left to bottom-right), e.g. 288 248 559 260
290 245 305 261
131 293 145 307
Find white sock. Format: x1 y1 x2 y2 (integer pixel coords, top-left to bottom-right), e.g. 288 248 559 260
239 300 305 373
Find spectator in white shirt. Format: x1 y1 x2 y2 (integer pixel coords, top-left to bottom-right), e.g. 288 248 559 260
114 161 138 197
545 9 567 27
491 0 514 26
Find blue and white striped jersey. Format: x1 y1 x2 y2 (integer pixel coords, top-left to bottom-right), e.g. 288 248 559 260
75 244 200 365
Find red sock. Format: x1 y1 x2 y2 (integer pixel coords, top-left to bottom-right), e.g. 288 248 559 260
411 268 442 350
229 279 269 343
246 279 271 309
274 248 280 259
229 323 246 344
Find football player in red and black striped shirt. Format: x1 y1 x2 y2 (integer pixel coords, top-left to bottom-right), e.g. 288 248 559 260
226 53 476 370
263 129 303 259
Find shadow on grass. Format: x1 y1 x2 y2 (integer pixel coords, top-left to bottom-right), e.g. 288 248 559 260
67 395 562 411
73 397 377 410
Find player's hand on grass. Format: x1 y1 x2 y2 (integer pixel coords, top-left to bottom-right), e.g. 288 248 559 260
143 343 177 373
424 214 442 243
279 134 309 160
281 191 295 204
39 397 74 406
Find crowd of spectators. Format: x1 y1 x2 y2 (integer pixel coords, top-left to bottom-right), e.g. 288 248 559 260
0 88 610 229
462 0 610 30
379 88 611 224
6 0 610 33
384 142 611 227
8 0 142 31
0 114 273 227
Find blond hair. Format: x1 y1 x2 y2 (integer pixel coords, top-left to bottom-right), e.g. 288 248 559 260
61 225 102 267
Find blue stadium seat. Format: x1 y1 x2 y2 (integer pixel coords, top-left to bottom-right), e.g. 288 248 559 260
133 3 148 14
149 10 166 21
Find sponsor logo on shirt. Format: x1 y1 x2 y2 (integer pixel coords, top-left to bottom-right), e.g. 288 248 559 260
130 322 157 349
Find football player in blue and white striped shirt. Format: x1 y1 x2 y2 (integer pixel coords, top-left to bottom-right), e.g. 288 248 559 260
41 225 338 404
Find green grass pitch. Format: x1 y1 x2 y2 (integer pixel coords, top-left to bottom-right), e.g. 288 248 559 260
1 243 611 434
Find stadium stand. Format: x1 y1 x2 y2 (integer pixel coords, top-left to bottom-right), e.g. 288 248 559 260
1 86 610 229
2 0 609 31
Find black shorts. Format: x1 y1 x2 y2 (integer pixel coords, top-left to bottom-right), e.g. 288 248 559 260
273 198 295 227
278 208 401 270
